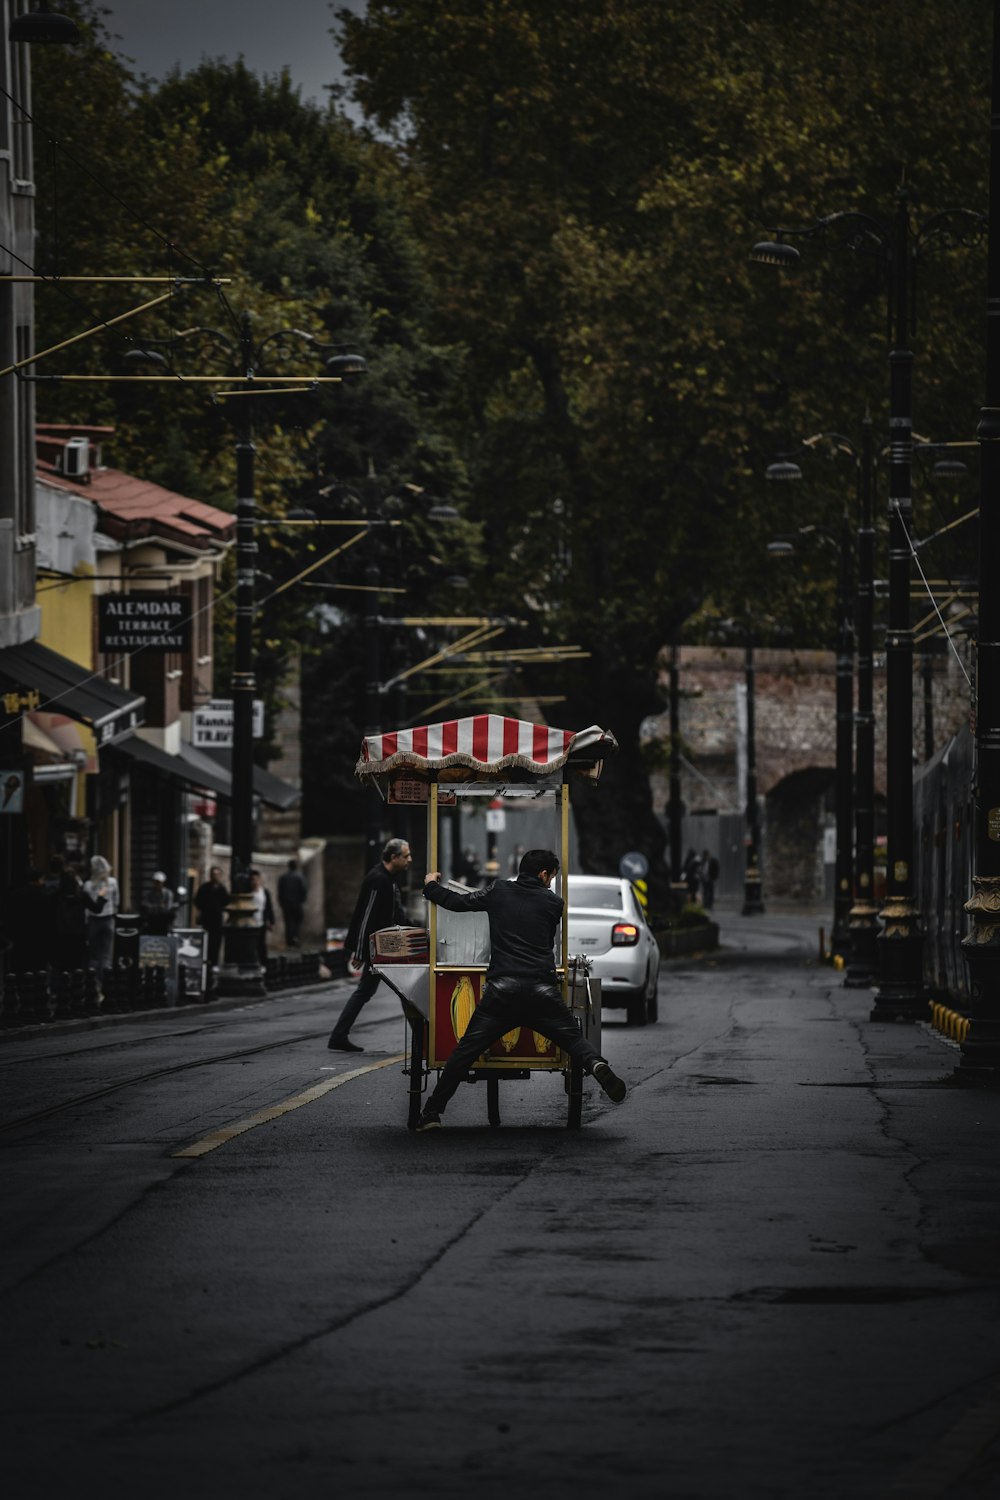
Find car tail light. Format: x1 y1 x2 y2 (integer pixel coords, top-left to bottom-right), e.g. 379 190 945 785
612 922 639 946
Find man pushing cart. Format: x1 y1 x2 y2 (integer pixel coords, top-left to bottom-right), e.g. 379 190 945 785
354 712 628 1130
417 847 626 1130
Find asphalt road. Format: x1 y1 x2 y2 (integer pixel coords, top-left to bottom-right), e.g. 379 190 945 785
3 906 1000 1499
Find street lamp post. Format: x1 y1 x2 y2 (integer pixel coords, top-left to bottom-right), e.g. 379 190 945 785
363 561 384 870
832 508 855 960
960 0 1000 1075
847 413 880 986
752 194 985 1019
766 430 867 968
128 315 366 995
668 642 683 886
225 318 262 992
741 640 765 915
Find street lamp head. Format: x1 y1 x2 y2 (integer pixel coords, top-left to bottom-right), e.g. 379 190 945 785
749 239 801 267
8 4 79 42
765 459 804 482
766 540 796 557
930 456 968 481
124 347 169 367
325 352 367 379
428 501 459 522
444 574 470 590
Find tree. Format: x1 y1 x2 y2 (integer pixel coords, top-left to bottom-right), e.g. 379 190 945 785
335 0 992 908
29 7 477 827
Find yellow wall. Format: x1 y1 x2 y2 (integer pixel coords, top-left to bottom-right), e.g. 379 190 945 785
35 563 97 773
38 562 95 669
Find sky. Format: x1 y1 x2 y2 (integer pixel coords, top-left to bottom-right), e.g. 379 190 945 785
98 0 365 110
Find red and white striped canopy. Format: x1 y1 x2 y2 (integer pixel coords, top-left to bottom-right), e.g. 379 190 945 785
357 714 616 779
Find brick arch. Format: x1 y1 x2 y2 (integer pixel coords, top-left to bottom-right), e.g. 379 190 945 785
765 766 835 904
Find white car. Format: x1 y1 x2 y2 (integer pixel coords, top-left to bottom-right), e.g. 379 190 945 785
566 874 660 1026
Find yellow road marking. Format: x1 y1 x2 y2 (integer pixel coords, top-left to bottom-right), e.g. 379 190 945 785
170 1053 406 1159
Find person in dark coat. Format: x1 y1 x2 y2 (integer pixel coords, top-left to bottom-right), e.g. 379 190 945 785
277 857 308 948
682 848 702 904
327 838 412 1052
3 866 51 976
414 849 626 1131
53 866 105 973
142 872 176 934
700 849 719 910
194 865 230 968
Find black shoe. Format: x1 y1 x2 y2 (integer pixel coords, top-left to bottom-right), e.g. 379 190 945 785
415 1109 442 1132
592 1060 626 1103
328 1038 364 1052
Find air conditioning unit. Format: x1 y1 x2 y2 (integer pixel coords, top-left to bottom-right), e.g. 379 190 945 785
62 437 90 478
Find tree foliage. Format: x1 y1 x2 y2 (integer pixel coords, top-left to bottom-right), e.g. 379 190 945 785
24 1 995 902
29 2 477 827
336 0 992 900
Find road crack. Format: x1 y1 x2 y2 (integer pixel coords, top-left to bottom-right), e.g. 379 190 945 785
115 1157 545 1428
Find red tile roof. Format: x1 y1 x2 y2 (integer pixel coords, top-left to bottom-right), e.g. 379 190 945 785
36 426 234 550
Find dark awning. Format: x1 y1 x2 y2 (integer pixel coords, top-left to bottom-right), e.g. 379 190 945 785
109 736 300 811
0 638 144 746
108 733 233 799
198 747 301 811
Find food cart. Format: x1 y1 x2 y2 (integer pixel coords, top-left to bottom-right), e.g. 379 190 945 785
356 714 618 1130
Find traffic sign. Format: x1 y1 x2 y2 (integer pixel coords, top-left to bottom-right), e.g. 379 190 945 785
619 850 649 881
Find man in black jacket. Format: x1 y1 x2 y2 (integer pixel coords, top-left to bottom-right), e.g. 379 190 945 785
328 837 412 1051
194 865 230 969
415 848 626 1131
277 858 308 947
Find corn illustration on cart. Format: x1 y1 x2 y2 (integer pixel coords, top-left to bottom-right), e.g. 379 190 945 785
356 714 618 1130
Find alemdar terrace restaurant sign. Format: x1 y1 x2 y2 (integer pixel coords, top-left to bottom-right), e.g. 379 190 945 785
98 595 191 653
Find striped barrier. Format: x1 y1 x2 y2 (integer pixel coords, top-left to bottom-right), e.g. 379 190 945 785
930 1001 971 1044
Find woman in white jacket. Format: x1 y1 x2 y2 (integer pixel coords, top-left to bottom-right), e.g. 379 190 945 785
84 854 119 987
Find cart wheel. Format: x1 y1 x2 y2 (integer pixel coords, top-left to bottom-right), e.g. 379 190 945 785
566 1060 584 1130
487 1075 502 1128
406 1018 426 1132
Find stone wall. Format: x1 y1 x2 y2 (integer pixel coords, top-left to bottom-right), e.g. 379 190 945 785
649 643 972 903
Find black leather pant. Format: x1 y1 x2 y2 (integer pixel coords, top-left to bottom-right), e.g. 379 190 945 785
426 975 601 1114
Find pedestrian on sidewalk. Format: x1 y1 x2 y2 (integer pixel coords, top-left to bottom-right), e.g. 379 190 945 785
194 865 230 969
84 855 119 988
277 857 308 947
328 837 412 1053
700 849 719 911
250 869 275 967
415 848 626 1131
682 848 702 904
142 871 175 934
53 865 106 973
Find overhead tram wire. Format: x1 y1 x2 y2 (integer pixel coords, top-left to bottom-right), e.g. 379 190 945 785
893 504 973 684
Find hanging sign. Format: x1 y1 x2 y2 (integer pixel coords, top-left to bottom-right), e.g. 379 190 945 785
98 594 190 653
0 768 26 814
191 698 265 747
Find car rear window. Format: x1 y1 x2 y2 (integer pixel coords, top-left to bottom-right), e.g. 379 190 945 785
569 882 624 911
